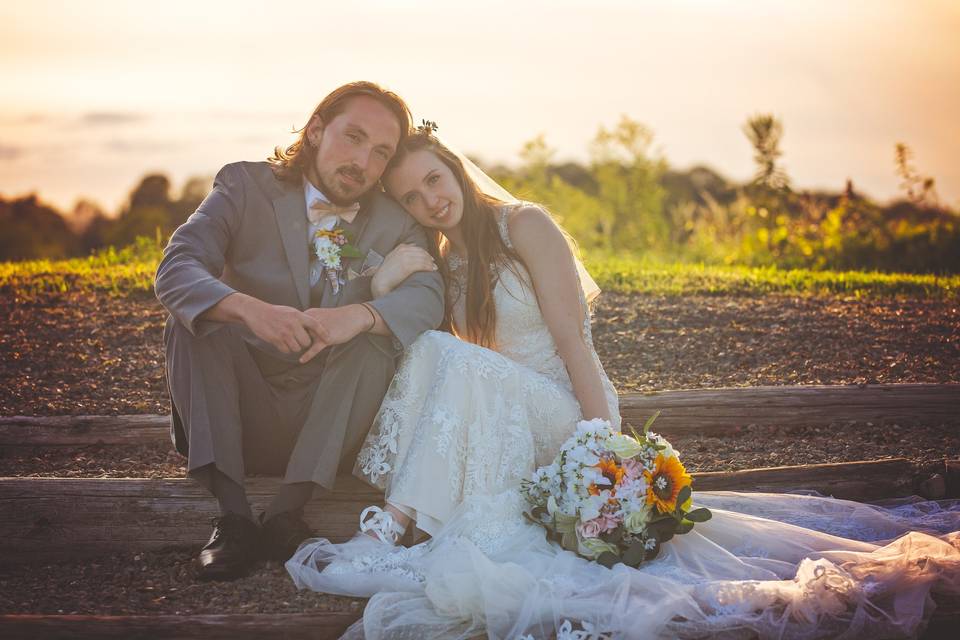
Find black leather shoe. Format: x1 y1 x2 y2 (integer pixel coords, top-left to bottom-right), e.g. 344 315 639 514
259 508 314 562
197 513 260 581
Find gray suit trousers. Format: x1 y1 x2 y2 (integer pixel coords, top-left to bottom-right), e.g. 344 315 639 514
164 316 397 491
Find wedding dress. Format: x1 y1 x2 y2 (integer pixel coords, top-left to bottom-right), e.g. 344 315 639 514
287 205 960 639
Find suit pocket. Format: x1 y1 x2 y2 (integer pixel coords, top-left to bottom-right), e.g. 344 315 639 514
338 274 373 305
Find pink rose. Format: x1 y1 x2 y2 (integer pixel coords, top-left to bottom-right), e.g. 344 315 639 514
577 518 604 539
597 512 621 533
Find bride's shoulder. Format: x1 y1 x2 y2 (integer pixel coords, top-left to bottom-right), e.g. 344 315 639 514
501 202 566 256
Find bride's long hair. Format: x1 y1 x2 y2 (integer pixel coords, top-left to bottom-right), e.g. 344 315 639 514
384 131 526 349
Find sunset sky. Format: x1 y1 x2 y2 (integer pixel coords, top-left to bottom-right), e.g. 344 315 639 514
2 0 958 213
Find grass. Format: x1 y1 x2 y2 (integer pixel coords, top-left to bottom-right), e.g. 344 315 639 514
584 252 960 299
0 238 160 298
1 240 957 300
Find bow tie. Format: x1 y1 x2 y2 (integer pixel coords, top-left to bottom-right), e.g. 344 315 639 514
308 198 361 225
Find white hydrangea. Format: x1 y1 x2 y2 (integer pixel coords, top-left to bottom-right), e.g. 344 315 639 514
578 494 607 523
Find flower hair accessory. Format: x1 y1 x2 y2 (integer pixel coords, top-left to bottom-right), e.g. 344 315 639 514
417 119 439 135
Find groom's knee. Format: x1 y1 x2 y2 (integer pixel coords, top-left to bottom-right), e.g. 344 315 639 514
329 332 401 367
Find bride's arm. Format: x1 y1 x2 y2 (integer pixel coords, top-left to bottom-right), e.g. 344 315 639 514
508 206 611 422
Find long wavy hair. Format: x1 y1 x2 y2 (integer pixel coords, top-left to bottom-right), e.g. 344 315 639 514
268 81 413 185
384 131 526 349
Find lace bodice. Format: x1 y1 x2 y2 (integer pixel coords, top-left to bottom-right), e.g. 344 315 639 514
448 205 616 418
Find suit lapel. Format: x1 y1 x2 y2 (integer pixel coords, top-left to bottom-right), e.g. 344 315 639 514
272 187 310 309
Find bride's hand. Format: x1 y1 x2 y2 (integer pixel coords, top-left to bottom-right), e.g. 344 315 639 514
370 244 437 298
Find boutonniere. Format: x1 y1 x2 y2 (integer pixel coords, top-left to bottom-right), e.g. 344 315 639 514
313 227 363 294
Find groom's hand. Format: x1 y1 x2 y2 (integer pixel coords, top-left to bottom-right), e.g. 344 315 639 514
298 305 372 363
220 295 325 356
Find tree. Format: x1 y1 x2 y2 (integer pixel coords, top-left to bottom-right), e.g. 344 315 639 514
742 114 792 257
894 143 939 208
0 195 81 260
743 114 790 192
105 174 176 246
589 115 668 251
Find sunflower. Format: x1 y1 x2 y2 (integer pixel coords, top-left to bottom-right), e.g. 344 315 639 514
643 453 692 513
588 457 625 497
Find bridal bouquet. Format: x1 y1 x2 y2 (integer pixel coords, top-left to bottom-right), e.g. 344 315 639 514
521 413 711 568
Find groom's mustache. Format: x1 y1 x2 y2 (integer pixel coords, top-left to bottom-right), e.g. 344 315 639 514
338 166 365 185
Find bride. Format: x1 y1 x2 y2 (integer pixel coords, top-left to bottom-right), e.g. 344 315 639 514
286 127 960 639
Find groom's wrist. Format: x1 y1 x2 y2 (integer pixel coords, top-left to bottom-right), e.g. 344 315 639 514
203 291 258 325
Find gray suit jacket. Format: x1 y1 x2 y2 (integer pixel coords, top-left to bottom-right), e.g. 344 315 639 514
155 161 445 454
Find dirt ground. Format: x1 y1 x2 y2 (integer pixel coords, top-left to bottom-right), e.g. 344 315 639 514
2 289 957 416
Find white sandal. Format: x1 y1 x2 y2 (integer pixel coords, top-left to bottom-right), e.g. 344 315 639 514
359 506 406 545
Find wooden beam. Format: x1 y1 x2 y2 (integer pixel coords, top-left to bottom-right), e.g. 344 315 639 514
619 383 960 432
0 458 917 565
0 613 361 640
0 414 170 446
0 605 956 640
0 475 382 565
2 384 956 447
691 458 915 500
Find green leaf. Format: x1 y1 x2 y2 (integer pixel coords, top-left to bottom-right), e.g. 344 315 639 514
676 520 694 535
552 511 579 535
676 486 692 510
341 245 363 259
597 551 621 568
685 507 712 523
642 410 661 435
622 540 647 566
649 514 676 524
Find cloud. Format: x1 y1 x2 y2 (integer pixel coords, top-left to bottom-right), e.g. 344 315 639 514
103 138 182 153
0 144 23 160
81 112 147 126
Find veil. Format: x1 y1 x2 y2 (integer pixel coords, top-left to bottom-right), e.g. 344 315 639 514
436 133 602 304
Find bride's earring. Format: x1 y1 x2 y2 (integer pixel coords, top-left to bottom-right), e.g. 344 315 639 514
359 506 406 545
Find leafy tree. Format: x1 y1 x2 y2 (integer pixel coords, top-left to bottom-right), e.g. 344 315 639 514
0 195 81 260
589 115 668 250
894 143 939 208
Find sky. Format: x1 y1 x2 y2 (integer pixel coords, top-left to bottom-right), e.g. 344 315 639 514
1 0 959 214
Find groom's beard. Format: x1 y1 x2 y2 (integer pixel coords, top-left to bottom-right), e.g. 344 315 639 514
318 165 370 206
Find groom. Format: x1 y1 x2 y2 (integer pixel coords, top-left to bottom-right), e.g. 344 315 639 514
155 81 444 580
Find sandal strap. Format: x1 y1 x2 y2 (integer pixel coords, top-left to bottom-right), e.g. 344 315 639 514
360 506 404 544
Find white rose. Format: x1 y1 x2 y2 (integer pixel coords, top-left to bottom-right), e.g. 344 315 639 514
607 433 645 459
625 507 652 534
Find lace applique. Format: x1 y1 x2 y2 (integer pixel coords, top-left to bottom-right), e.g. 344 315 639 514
518 619 613 640
498 207 514 249
325 543 428 584
457 491 532 555
431 408 458 456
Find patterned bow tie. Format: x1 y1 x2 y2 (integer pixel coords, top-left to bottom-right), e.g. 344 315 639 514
308 198 361 225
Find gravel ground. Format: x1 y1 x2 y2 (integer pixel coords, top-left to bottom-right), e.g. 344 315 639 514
1 290 958 416
0 550 361 616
